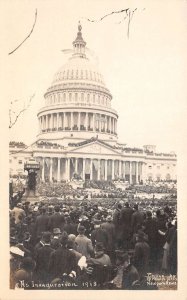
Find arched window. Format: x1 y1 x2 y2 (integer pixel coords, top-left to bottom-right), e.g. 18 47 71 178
63 93 66 102
81 93 84 101
93 94 95 103
75 93 78 101
69 93 72 102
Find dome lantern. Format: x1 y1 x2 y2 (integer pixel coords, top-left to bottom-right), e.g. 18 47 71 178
72 21 86 58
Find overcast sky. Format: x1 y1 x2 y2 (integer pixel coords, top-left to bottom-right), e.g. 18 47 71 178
3 0 187 153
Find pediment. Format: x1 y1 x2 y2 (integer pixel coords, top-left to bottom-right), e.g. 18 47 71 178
69 141 121 156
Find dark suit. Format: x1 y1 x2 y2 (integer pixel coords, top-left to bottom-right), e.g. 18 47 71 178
91 227 108 249
35 244 54 282
131 210 144 233
134 241 150 277
120 207 134 245
48 246 77 279
48 212 65 232
35 214 49 238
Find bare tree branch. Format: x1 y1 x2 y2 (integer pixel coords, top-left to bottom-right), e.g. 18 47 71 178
9 94 35 129
84 7 141 38
8 9 37 55
84 9 130 23
127 8 137 38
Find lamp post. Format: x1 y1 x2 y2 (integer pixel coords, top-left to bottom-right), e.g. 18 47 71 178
24 158 40 199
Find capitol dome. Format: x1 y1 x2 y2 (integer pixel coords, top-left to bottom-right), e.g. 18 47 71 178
37 23 118 146
51 55 106 89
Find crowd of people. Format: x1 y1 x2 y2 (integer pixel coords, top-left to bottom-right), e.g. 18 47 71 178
9 180 177 290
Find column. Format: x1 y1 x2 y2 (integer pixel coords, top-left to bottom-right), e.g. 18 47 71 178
90 159 93 180
129 161 132 184
139 162 142 182
56 113 59 130
94 113 96 131
64 112 67 128
123 161 125 179
70 112 72 130
51 114 54 129
104 159 107 180
99 114 101 132
142 162 146 183
75 158 78 174
46 115 49 130
119 160 122 178
66 158 70 181
105 115 107 132
136 161 139 184
82 158 85 180
42 157 45 181
49 158 53 182
98 159 101 180
85 113 88 130
78 112 80 130
57 158 60 182
61 113 65 129
111 160 114 180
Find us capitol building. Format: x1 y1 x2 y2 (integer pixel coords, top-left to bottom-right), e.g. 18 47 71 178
9 24 177 184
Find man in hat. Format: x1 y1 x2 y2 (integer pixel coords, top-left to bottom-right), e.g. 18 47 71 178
133 230 150 278
143 210 159 271
112 203 123 250
131 204 144 233
120 202 134 249
48 205 65 232
14 256 36 288
51 228 62 250
34 207 49 240
34 231 53 282
64 216 77 235
75 225 94 258
88 242 111 266
91 219 108 250
101 215 115 262
113 252 139 289
48 231 77 281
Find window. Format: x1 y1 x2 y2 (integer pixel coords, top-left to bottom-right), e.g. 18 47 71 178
75 93 78 101
19 160 22 164
69 93 72 102
63 93 66 102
